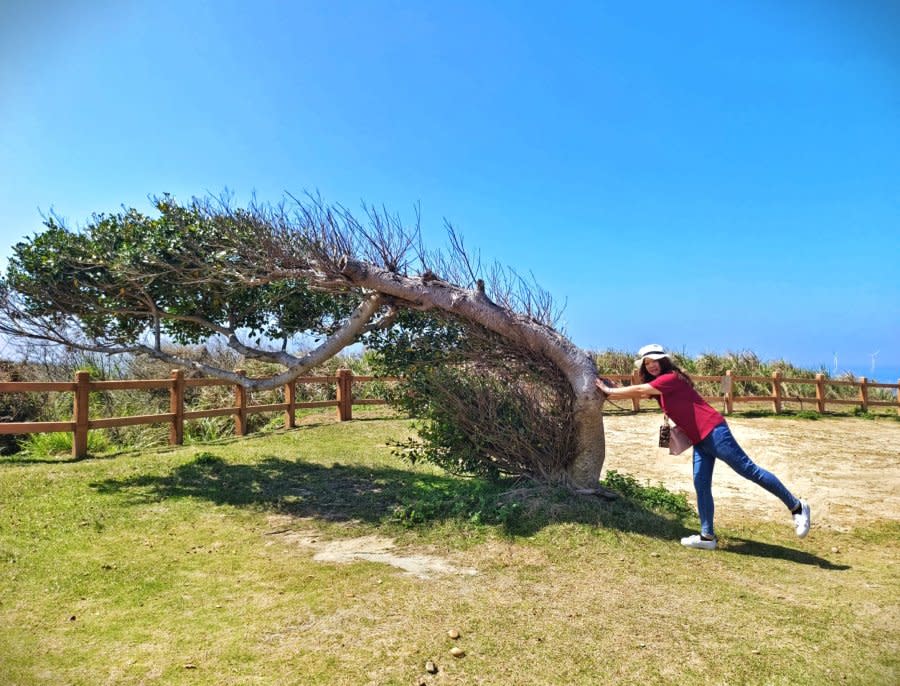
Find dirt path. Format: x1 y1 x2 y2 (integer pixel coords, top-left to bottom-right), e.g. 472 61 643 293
268 526 479 579
603 413 900 531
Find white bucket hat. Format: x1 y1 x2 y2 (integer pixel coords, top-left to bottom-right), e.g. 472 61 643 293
634 343 670 368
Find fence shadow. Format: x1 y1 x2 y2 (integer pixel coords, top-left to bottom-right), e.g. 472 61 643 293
90 451 695 541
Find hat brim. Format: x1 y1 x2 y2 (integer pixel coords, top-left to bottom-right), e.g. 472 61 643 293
634 352 670 368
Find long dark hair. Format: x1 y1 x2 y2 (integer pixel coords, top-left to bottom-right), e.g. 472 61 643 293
638 357 695 387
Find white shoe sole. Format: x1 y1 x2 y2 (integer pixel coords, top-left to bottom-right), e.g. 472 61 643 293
680 535 716 550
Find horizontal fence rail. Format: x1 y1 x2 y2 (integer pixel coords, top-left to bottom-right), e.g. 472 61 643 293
0 369 397 458
602 370 899 415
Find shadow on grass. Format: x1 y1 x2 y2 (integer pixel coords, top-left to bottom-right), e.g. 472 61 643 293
0 451 123 465
722 538 850 570
90 451 695 541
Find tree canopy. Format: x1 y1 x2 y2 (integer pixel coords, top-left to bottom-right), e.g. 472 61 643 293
0 194 609 491
2 196 370 387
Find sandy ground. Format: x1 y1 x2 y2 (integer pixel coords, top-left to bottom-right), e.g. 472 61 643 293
603 413 900 531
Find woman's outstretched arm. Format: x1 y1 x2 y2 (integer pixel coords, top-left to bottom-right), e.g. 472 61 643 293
595 379 661 398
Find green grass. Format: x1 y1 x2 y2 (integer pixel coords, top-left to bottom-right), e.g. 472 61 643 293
1 408 897 685
14 430 112 460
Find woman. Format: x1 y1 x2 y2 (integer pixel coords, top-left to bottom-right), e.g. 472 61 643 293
596 344 810 549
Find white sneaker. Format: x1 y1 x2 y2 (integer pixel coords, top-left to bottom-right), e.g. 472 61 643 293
680 534 717 550
793 499 811 538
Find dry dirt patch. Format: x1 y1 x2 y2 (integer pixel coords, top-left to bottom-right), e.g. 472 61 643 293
266 517 477 579
603 413 900 530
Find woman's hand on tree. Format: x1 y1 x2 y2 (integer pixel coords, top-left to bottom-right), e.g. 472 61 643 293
595 378 615 395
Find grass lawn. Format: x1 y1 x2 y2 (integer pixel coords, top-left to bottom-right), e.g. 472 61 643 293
1 408 897 685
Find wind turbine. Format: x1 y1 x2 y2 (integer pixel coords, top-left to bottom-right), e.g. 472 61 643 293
870 350 880 379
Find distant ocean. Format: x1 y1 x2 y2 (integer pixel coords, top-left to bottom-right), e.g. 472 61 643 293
828 363 900 384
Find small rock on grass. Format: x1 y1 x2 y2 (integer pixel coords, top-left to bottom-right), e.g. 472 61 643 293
450 647 465 658
425 660 438 674
447 628 461 639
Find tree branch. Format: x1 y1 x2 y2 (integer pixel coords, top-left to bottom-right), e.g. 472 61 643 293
337 257 594 392
132 293 386 390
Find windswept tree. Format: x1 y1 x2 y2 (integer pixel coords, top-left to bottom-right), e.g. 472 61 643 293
0 194 611 492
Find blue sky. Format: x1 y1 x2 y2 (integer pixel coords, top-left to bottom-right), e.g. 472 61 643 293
1 1 898 377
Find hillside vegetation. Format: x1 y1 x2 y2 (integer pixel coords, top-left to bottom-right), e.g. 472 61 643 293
2 347 895 459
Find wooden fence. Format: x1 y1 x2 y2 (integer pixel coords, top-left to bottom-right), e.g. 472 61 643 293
1 369 897 459
0 369 396 459
604 370 900 415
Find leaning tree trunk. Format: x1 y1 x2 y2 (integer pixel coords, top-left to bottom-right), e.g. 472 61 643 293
569 381 606 489
338 258 607 489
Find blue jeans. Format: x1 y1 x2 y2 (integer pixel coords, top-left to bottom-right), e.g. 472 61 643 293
692 422 800 537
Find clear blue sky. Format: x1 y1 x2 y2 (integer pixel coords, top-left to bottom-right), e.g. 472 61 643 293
1 1 898 377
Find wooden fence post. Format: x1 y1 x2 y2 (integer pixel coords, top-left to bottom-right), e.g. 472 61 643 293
772 371 783 414
630 369 641 412
896 379 900 417
815 373 826 413
858 377 869 414
73 371 90 459
723 370 734 415
169 369 185 446
337 368 353 421
234 370 248 436
285 381 297 429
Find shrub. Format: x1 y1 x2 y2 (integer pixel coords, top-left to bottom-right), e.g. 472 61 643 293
16 431 111 459
0 362 45 454
369 312 576 482
593 349 636 376
599 470 692 516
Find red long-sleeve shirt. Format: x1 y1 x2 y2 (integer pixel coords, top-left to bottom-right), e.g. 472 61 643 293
649 372 724 444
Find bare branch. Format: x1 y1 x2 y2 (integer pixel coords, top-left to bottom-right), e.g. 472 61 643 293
445 222 481 286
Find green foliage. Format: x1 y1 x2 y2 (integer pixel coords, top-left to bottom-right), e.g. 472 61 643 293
389 479 528 531
192 450 225 466
0 362 44 455
599 469 692 517
184 418 233 444
390 470 693 535
363 309 467 373
384 369 509 480
593 349 637 376
368 312 576 481
368 312 485 477
3 196 356 347
16 431 111 459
